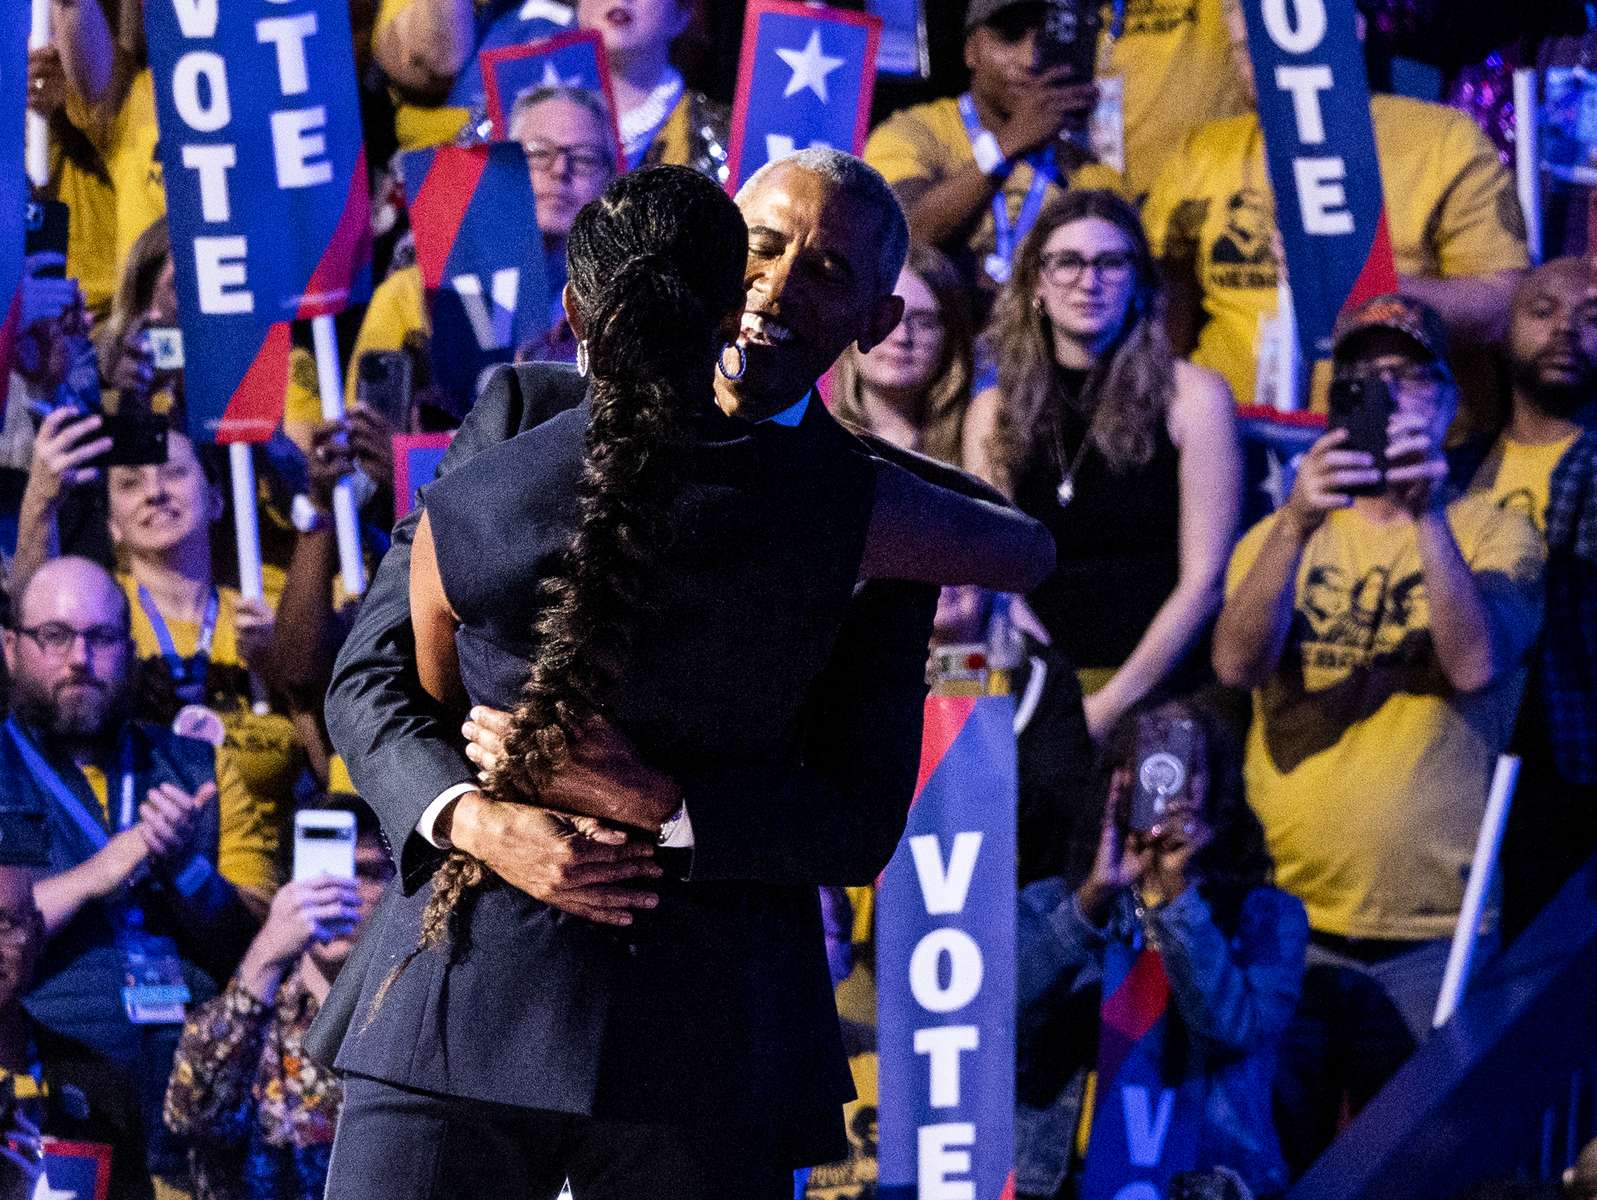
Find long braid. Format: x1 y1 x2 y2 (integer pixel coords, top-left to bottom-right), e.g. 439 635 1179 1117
370 168 748 1014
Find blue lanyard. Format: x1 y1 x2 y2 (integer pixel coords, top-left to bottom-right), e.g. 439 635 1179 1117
136 585 219 689
4 719 135 848
958 93 1059 284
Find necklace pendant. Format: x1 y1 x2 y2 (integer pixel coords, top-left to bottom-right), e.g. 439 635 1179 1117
1056 475 1075 507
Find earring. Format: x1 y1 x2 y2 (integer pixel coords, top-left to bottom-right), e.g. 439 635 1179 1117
575 340 589 377
716 341 746 382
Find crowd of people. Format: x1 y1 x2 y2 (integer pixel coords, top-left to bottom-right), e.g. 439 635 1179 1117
0 0 1594 1197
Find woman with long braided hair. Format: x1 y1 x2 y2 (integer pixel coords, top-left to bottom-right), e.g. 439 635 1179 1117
324 164 1053 1200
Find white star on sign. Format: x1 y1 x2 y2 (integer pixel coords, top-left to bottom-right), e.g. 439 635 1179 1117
776 30 845 104
538 60 584 89
33 1174 79 1200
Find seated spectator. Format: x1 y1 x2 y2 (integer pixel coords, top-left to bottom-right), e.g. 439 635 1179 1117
1143 0 1529 414
1016 698 1306 1200
864 0 1125 321
164 796 393 1200
2 558 270 1197
829 242 975 466
575 0 727 177
1456 258 1597 935
1211 295 1546 1173
966 191 1242 743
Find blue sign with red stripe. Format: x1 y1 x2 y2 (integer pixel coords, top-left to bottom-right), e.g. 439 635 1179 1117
446 0 573 130
1240 0 1397 365
146 0 372 443
878 694 1017 1200
726 1 881 194
403 142 548 411
480 28 622 168
0 6 29 407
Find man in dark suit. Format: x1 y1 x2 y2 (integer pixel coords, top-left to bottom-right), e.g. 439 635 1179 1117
314 151 1004 1198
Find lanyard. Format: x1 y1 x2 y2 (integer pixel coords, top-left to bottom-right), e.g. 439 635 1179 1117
958 93 1059 285
136 585 219 689
4 719 135 849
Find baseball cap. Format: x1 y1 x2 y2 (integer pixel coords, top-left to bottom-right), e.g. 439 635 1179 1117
1331 293 1451 368
965 0 1048 32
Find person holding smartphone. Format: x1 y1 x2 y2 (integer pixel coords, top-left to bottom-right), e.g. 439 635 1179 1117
1212 295 1546 1175
1016 698 1305 1200
163 796 392 1200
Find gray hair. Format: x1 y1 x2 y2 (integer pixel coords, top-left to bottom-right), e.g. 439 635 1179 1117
736 148 909 294
509 85 616 167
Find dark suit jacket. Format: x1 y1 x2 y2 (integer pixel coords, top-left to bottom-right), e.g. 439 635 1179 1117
311 362 995 1157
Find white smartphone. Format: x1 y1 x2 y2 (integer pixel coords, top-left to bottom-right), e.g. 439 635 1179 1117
293 809 357 881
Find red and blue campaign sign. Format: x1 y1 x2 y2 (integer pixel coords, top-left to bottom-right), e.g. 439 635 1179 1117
877 694 1017 1200
404 142 549 410
0 4 30 404
146 0 372 444
726 0 882 194
481 28 623 168
446 0 574 129
1240 0 1397 365
393 432 454 520
40 1138 113 1200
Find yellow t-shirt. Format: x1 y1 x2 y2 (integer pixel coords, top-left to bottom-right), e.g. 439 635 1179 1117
1466 432 1580 535
1097 0 1251 197
80 749 278 896
70 69 167 281
1226 495 1544 939
1143 94 1530 410
865 96 1128 303
48 142 119 316
119 577 297 876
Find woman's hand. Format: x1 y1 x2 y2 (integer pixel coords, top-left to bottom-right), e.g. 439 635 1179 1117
1076 771 1150 926
23 406 112 506
234 596 276 670
1137 771 1213 907
27 46 65 118
238 875 364 1002
105 321 156 401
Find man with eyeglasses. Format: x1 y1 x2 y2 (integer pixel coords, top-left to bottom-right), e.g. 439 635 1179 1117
0 557 263 1198
1211 294 1547 1174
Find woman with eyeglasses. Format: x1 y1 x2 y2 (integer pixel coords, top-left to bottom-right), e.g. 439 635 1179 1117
966 190 1244 744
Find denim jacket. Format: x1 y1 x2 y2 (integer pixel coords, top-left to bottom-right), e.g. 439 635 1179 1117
1016 879 1307 1198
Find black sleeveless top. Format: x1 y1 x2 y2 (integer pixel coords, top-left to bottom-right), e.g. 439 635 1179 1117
1013 368 1183 673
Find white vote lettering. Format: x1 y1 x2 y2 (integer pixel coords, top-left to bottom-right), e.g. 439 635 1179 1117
910 833 983 916
172 51 232 133
272 107 334 188
1262 0 1328 54
257 13 318 97
914 1025 979 1109
1295 156 1354 234
909 928 983 1014
918 1123 976 1200
170 0 219 39
195 236 254 314
1122 1085 1177 1168
764 133 834 167
182 143 238 222
1275 64 1334 143
451 269 522 351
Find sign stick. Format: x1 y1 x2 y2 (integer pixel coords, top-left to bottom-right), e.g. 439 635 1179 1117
26 0 48 187
1513 70 1543 265
1433 755 1520 1029
227 442 265 602
312 313 367 597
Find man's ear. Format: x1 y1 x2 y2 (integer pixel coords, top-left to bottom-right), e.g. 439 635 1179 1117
562 281 585 340
856 293 905 356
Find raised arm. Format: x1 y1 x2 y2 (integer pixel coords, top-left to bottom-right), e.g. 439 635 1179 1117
52 0 114 109
859 459 1054 592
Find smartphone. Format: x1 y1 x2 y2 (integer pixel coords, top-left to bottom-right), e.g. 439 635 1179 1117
1327 374 1395 497
1129 711 1201 833
24 200 70 276
96 412 169 468
1038 0 1102 84
293 809 357 881
145 326 185 371
356 350 414 431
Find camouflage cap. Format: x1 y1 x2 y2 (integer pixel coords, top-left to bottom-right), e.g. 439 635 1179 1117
1331 293 1451 368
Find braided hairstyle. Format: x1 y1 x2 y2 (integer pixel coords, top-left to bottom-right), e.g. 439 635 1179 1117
379 166 748 1001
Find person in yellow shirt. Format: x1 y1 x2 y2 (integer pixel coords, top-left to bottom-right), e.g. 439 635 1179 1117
864 0 1125 320
1143 0 1528 413
1211 295 1545 1173
1096 0 1251 198
1460 258 1597 939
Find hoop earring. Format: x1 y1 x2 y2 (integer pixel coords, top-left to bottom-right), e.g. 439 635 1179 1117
716 341 746 382
575 340 589 377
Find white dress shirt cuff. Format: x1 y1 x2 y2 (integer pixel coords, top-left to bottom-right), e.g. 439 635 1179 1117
657 803 695 848
418 782 480 850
